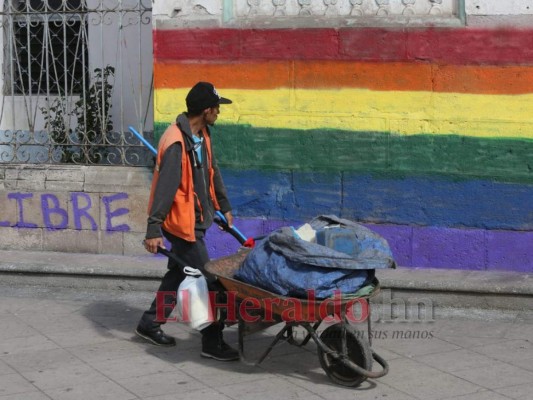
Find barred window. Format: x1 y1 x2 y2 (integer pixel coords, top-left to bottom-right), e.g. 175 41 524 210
6 0 88 95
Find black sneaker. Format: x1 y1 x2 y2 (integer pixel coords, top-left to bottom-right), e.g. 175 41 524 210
135 326 176 347
201 340 240 361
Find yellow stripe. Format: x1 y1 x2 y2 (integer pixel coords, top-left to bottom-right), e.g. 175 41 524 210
155 88 533 138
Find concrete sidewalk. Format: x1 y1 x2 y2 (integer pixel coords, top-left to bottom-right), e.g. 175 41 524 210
1 280 533 400
1 250 533 399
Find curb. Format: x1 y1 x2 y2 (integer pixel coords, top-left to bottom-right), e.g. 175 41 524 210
376 267 533 296
0 250 167 279
1 250 531 310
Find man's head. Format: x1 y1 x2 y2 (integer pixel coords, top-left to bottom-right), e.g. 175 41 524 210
186 82 232 116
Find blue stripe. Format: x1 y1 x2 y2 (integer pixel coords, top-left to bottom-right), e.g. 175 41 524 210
221 169 533 230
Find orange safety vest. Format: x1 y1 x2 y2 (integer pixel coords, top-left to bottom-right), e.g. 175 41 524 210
147 123 221 241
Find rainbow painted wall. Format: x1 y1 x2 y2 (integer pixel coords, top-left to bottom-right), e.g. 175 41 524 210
153 27 533 272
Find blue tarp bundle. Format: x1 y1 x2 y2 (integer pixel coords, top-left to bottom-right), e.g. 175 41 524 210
234 215 396 299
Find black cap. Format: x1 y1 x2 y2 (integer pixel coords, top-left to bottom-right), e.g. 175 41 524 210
186 82 232 113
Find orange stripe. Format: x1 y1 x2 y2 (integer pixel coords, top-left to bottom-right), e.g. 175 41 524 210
154 60 533 95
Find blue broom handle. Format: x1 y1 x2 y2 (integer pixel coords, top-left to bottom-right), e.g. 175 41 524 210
215 211 248 243
128 126 157 155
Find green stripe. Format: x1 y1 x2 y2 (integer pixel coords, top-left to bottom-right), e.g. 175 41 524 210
154 122 533 184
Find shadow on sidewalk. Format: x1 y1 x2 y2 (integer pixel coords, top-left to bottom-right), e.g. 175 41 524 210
79 299 205 359
77 299 370 388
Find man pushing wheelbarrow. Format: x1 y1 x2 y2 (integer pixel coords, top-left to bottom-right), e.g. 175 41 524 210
131 83 393 386
135 82 240 361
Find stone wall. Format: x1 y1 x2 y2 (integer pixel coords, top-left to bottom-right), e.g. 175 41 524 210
2 1 533 273
0 165 151 255
147 0 533 272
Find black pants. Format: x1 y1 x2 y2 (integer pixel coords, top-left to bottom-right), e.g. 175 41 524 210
138 230 222 331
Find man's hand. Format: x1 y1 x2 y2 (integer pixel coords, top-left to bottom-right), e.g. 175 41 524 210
224 211 234 228
144 237 165 254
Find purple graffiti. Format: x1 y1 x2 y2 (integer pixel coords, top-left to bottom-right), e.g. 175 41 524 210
7 193 38 228
41 194 68 230
102 193 130 232
1 192 131 232
71 192 97 231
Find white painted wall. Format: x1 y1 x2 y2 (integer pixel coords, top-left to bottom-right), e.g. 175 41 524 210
466 0 533 15
86 5 154 133
154 0 533 22
154 0 460 24
153 0 222 17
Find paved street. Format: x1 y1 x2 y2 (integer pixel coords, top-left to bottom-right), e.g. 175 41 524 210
0 283 532 400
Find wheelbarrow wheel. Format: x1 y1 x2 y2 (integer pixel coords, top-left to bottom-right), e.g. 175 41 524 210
317 323 372 387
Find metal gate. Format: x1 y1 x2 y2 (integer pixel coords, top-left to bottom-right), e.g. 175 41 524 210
0 0 153 165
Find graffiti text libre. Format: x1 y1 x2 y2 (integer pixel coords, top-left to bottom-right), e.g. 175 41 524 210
0 192 130 231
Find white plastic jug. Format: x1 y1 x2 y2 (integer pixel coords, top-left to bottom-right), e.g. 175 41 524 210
177 267 214 331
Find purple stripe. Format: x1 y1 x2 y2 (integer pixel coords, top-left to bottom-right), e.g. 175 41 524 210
206 218 533 273
486 230 533 272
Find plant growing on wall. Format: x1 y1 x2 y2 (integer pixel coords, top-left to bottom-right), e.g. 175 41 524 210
41 65 115 163
73 65 115 163
40 97 73 163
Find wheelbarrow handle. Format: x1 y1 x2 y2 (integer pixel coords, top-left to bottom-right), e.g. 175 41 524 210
156 246 183 265
156 246 217 285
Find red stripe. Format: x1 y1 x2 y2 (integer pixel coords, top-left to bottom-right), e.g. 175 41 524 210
154 28 533 65
154 29 339 60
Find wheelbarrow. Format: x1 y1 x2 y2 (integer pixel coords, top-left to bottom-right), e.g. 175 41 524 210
204 249 389 387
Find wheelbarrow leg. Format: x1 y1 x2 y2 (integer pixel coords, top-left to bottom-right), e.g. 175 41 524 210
237 315 293 365
366 298 373 347
238 315 245 359
287 321 321 347
255 324 293 364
